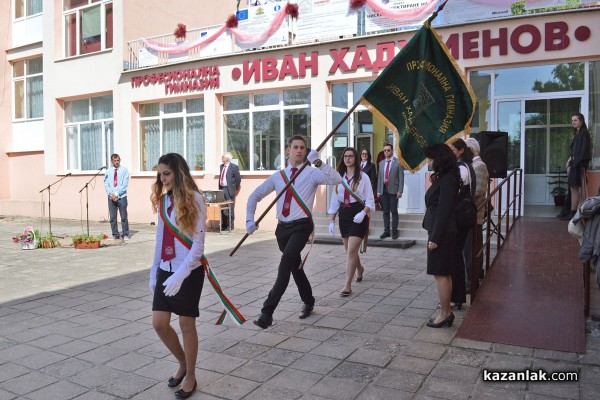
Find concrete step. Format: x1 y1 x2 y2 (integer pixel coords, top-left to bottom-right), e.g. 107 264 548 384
313 211 428 244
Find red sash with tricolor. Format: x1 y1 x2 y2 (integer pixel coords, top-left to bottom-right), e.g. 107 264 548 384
279 170 314 269
160 195 246 326
340 179 370 254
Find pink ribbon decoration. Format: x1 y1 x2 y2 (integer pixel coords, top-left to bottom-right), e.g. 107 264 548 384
362 0 439 21
141 25 227 55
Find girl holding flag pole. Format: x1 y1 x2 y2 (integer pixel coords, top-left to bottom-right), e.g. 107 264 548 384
149 153 206 399
328 147 375 296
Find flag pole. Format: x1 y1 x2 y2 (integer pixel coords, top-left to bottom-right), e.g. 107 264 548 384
229 100 361 256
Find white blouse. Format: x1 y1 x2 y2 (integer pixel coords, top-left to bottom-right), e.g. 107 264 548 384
328 171 376 215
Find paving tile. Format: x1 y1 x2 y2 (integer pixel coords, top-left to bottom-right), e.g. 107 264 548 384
222 342 270 360
309 376 366 400
25 380 88 400
0 371 58 395
289 354 340 375
96 372 155 398
242 384 302 400
347 348 394 367
230 361 283 382
418 376 472 400
266 368 322 392
430 361 481 383
309 342 356 360
201 375 260 400
256 348 304 367
356 385 414 400
373 368 426 392
329 361 382 383
400 341 447 360
41 357 94 379
13 349 68 369
0 363 30 382
104 352 155 372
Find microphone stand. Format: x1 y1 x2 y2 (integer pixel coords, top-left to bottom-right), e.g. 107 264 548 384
79 167 106 236
39 173 72 236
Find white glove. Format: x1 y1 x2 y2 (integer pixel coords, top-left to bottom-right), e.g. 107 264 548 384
353 210 366 224
307 149 319 164
149 278 156 294
163 267 191 297
329 221 335 236
246 220 258 235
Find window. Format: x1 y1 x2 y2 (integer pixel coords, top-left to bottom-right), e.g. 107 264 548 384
65 95 113 171
64 0 113 57
223 88 311 171
14 0 42 19
139 99 206 172
13 56 43 120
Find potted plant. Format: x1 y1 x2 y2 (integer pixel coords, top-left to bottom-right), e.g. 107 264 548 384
39 233 58 248
195 154 204 171
11 226 40 250
71 233 108 249
548 170 567 207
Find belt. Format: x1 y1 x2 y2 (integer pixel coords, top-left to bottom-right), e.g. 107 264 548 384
278 218 311 226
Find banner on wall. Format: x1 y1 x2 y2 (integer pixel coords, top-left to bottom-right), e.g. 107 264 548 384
365 0 434 33
440 0 597 25
236 5 290 50
295 0 358 42
198 25 233 57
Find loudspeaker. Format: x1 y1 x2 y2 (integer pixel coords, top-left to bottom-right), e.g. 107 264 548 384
480 131 508 178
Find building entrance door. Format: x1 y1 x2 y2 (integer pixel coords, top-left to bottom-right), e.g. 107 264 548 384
496 96 582 208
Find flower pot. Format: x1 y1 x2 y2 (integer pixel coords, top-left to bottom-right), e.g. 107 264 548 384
74 241 101 249
21 240 38 250
554 195 566 207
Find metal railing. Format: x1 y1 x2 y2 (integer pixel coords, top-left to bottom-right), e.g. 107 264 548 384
470 168 523 302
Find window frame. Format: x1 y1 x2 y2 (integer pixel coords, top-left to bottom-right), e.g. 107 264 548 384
63 0 113 57
12 56 44 121
64 94 114 173
222 88 311 172
138 98 206 173
14 0 43 20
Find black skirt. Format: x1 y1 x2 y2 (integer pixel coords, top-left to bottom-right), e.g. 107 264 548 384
568 165 587 187
152 266 205 317
338 202 369 239
426 233 456 276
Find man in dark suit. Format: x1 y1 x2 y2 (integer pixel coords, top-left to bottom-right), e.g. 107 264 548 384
219 152 241 229
377 143 404 239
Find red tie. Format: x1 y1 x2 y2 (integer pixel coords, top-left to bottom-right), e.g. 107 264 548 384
384 160 391 186
281 167 298 217
343 176 353 207
161 196 176 261
360 163 364 171
113 168 118 187
220 165 227 187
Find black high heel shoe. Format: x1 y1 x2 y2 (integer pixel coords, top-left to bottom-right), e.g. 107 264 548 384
174 380 197 399
167 372 186 388
426 313 455 328
356 266 364 282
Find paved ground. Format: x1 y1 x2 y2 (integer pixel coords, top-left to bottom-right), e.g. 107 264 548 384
1 215 600 400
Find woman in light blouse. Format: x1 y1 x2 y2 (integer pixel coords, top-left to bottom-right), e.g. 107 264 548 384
150 153 206 399
328 147 376 296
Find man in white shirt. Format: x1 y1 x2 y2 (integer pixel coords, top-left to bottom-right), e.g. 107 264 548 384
218 152 241 230
246 135 342 328
104 154 130 240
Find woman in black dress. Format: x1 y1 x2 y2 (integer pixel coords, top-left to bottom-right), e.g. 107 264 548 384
564 112 591 219
423 144 460 328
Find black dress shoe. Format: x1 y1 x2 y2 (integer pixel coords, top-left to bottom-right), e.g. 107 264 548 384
174 380 197 399
253 314 272 329
392 231 399 239
299 303 314 319
426 313 455 328
380 232 390 239
167 372 186 388
559 210 576 221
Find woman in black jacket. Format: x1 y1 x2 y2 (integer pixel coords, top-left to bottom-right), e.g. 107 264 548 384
564 112 592 220
359 148 378 197
423 144 460 328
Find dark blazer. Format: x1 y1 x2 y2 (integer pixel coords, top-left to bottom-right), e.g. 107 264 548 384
361 161 377 196
377 157 404 195
423 172 459 245
219 162 241 199
570 128 591 169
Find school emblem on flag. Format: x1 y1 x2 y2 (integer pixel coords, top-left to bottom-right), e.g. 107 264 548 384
360 17 476 172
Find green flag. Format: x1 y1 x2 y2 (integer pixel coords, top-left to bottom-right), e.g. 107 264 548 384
360 19 475 172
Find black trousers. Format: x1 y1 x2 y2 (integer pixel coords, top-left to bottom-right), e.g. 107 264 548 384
380 187 399 233
451 227 468 304
261 219 315 317
463 224 484 285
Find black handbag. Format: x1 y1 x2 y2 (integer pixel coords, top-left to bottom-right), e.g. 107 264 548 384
455 161 477 229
